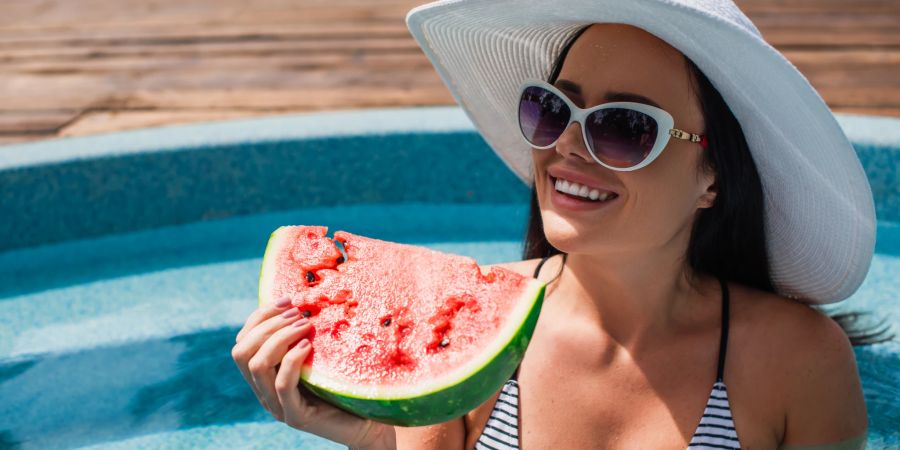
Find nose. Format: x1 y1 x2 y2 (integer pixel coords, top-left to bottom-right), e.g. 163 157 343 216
554 121 593 164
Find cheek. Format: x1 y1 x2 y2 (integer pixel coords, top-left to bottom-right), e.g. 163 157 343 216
531 149 552 196
626 160 707 232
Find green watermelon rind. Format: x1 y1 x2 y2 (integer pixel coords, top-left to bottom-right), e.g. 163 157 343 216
257 226 547 426
303 282 544 426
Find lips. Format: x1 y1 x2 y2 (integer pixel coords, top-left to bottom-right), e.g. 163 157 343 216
544 166 621 212
547 167 620 197
552 177 619 201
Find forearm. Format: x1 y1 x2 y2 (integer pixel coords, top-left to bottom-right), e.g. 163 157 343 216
346 421 397 450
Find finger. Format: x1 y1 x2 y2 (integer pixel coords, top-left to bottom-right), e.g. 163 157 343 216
249 317 314 421
236 296 293 343
275 341 387 446
232 306 302 413
233 306 304 368
275 338 312 424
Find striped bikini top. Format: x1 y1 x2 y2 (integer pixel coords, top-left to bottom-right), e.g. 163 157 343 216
475 255 741 450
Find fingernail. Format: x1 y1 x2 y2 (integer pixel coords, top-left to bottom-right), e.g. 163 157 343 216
275 297 292 308
281 308 299 319
293 318 309 327
297 339 310 349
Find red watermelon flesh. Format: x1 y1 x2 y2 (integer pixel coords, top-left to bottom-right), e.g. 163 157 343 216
258 225 545 426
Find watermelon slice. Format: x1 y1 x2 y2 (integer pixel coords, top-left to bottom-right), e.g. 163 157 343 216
257 226 545 426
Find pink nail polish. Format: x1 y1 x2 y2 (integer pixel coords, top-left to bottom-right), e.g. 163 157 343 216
281 308 299 319
293 318 309 327
297 339 310 349
275 297 292 308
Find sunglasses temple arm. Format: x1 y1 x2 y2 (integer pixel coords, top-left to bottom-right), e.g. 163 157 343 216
669 128 709 150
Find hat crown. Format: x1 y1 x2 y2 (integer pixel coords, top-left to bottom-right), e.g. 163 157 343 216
667 0 762 38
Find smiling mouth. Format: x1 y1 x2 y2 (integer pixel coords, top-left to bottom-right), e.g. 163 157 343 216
549 175 619 202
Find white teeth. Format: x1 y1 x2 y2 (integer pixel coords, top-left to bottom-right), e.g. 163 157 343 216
554 177 616 202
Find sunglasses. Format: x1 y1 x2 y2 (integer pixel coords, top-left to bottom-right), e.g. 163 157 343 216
517 80 708 171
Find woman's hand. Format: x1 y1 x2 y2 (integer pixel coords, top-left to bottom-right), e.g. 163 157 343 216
232 297 397 450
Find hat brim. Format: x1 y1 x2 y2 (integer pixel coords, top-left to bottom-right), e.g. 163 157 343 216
407 0 876 303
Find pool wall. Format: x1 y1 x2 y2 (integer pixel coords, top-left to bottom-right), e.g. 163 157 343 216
1 107 898 253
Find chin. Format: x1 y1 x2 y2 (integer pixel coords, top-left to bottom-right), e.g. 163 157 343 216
540 211 595 254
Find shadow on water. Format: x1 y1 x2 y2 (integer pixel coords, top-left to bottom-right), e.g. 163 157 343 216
0 360 37 384
0 326 268 449
128 327 261 427
0 431 21 450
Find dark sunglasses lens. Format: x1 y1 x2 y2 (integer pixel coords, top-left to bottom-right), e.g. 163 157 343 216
518 86 571 147
584 108 658 168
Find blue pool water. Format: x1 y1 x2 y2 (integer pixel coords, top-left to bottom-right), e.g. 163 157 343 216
0 205 527 449
0 108 898 448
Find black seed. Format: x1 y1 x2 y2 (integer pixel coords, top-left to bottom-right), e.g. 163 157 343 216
336 256 345 264
439 337 450 347
306 272 315 283
302 310 312 318
382 318 391 326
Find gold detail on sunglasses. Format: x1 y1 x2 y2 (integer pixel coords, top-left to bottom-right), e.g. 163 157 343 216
669 129 703 143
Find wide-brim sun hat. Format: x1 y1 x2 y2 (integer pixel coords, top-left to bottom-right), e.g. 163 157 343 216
405 0 876 304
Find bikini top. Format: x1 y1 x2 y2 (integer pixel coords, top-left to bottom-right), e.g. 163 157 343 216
474 255 741 450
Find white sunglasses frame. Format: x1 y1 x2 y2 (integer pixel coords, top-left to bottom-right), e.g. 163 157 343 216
517 79 706 171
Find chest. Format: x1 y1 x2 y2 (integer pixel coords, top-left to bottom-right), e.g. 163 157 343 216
468 311 779 449
516 320 718 449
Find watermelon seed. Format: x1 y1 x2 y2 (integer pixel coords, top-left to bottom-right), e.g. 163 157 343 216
382 318 392 326
305 271 316 283
302 310 312 318
336 256 344 264
439 337 450 348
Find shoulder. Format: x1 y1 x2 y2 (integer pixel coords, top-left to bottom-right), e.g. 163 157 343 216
727 283 867 445
482 254 563 281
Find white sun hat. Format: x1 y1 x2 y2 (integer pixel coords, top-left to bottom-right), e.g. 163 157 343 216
406 0 876 304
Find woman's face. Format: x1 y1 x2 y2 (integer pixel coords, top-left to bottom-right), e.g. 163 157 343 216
532 23 716 258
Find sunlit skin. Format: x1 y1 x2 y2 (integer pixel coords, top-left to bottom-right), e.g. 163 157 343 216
233 23 867 450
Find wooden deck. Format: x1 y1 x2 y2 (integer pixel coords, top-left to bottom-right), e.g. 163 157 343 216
1 0 898 145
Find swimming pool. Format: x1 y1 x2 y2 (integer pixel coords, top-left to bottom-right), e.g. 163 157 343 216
0 108 897 449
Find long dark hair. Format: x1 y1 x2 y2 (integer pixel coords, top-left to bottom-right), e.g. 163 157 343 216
523 26 892 346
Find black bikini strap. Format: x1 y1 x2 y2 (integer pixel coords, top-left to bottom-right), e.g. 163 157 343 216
715 277 730 382
532 254 553 278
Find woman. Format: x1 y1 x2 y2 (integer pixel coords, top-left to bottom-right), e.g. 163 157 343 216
233 0 880 448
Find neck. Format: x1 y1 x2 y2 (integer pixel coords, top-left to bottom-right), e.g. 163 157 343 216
553 244 713 350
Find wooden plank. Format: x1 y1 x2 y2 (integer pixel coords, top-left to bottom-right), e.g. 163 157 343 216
0 23 412 48
5 46 896 78
57 87 456 136
737 0 900 14
0 52 433 78
832 106 900 118
814 86 900 109
0 73 121 111
0 0 896 144
761 30 900 48
109 86 454 110
0 38 424 64
58 110 265 137
0 111 76 134
0 2 417 32
0 135 47 146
